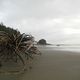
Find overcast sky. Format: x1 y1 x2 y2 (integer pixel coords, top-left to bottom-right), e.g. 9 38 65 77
0 0 80 44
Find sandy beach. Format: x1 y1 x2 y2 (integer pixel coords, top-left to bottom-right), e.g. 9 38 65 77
1 47 80 80
17 48 80 80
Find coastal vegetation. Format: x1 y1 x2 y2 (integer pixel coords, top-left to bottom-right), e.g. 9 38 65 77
37 39 47 45
0 23 19 35
37 39 51 45
0 23 41 67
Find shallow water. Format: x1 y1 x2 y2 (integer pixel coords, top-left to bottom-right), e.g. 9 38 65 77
38 45 80 52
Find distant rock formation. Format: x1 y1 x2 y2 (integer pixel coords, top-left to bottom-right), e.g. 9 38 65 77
37 39 47 45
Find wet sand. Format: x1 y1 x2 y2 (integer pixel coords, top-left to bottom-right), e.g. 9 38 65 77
19 49 80 80
1 48 80 80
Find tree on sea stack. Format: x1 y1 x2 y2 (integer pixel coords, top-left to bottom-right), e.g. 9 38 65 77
37 39 47 45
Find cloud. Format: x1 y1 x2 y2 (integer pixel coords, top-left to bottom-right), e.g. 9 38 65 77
0 0 80 43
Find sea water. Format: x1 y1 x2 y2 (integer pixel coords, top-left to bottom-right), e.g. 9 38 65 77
37 45 80 52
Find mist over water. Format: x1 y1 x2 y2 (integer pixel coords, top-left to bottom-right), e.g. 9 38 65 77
37 44 80 52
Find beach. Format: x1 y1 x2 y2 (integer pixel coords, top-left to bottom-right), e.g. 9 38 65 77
18 47 80 80
1 46 80 80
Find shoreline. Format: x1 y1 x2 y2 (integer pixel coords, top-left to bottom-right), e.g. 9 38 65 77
20 49 80 80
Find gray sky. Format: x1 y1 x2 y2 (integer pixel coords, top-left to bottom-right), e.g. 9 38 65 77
0 0 80 44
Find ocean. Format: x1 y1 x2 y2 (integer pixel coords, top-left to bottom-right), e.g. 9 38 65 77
37 45 80 52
